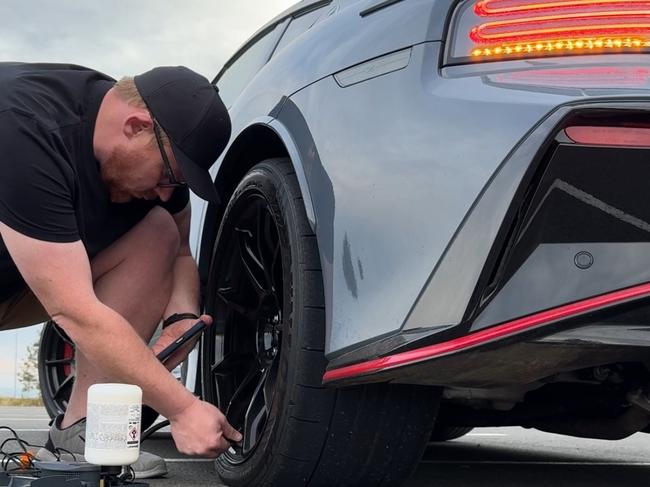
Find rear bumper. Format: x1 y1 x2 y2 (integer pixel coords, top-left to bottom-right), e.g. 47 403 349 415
324 282 650 385
325 100 650 387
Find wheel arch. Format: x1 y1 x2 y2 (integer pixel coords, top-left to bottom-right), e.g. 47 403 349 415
197 120 317 288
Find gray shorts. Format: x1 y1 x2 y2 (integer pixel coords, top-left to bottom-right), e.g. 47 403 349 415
0 288 50 331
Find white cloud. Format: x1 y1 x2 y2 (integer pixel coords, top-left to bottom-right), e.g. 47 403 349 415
0 0 296 79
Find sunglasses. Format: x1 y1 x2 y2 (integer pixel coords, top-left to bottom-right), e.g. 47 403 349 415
153 119 187 188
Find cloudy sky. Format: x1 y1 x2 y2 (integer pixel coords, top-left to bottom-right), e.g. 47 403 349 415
0 0 296 396
0 0 295 80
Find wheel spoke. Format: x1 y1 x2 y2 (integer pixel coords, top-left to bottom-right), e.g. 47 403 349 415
226 362 263 427
51 322 74 346
45 358 75 367
236 228 268 299
216 287 251 317
258 211 278 299
271 244 283 311
263 211 274 256
237 227 265 272
255 203 267 269
211 352 254 376
53 374 74 400
241 367 270 455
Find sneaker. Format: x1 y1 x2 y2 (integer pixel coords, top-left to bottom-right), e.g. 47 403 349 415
38 415 167 479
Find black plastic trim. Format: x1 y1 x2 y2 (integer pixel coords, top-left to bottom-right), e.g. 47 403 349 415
360 0 404 17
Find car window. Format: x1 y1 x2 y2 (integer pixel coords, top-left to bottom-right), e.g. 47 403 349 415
272 6 329 57
216 21 286 108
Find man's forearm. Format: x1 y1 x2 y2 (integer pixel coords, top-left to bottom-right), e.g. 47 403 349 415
55 302 196 420
164 254 200 317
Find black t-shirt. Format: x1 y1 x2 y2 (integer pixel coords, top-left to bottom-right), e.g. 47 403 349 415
0 63 189 302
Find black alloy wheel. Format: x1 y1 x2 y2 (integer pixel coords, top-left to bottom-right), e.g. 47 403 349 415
38 321 160 431
203 159 440 487
38 321 75 417
204 166 285 462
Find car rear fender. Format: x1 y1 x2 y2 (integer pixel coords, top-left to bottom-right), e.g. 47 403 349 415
196 116 319 286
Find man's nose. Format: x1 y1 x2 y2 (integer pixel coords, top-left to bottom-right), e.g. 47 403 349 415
155 186 174 202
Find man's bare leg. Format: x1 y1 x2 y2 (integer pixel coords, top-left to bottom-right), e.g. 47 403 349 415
61 207 180 428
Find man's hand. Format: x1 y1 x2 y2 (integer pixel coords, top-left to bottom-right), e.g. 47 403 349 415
151 314 213 371
169 397 242 457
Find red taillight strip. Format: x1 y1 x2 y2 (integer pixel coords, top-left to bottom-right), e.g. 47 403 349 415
566 126 650 146
323 282 650 383
491 67 650 87
475 0 650 16
470 12 650 44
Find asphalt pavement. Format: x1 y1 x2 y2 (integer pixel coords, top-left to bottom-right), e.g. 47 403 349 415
1 406 649 486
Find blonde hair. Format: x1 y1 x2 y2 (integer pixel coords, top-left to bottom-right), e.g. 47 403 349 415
113 76 169 147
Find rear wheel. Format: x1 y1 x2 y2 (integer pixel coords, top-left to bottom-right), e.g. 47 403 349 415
202 159 439 487
38 321 159 430
38 321 75 417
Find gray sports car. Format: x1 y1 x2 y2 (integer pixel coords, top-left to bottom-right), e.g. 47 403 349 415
39 0 650 485
198 0 650 484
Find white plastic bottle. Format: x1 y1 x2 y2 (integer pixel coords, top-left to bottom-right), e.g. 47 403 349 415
84 383 142 466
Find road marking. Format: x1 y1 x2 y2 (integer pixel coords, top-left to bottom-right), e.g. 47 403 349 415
421 460 650 466
466 433 508 437
0 418 50 421
164 459 213 463
1 429 49 432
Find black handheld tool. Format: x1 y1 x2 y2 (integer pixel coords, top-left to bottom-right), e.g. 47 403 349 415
156 319 207 364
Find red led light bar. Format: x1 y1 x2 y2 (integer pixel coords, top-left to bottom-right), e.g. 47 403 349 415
490 66 650 87
565 126 650 146
470 12 650 45
468 0 650 58
475 0 650 16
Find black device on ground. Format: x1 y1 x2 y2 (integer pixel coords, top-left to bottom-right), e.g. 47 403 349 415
0 321 207 485
0 463 148 486
155 319 207 364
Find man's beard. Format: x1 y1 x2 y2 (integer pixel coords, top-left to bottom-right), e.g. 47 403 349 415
100 145 145 203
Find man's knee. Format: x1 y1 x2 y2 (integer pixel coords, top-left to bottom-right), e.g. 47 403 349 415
90 206 181 283
139 207 181 262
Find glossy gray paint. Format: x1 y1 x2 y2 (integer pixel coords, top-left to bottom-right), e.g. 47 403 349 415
291 45 650 354
288 41 559 354
199 0 650 359
403 101 570 331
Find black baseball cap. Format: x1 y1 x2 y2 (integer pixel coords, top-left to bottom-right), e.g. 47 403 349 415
134 66 231 203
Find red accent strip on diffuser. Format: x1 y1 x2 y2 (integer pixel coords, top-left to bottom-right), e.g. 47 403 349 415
323 282 650 383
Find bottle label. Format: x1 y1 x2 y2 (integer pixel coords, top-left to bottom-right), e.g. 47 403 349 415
86 403 142 450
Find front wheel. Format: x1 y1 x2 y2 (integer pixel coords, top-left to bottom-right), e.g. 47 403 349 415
202 159 440 487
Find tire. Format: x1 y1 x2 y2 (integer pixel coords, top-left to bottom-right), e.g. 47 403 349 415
430 424 474 442
202 158 440 487
38 320 159 431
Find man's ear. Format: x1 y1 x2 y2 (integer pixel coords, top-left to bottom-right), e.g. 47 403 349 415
123 112 153 139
